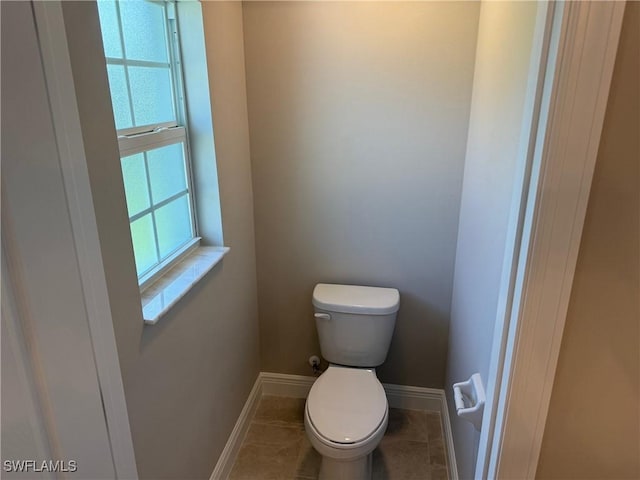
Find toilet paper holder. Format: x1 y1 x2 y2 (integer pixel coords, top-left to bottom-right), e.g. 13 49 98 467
453 373 485 431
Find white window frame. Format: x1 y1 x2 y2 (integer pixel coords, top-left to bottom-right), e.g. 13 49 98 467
101 0 199 289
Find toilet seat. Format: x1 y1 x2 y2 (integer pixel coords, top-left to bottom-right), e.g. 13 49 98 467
306 366 387 445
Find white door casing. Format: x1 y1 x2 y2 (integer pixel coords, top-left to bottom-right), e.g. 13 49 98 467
478 1 626 478
1 1 138 478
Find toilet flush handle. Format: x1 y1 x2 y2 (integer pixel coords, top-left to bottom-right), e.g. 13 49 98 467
314 313 331 321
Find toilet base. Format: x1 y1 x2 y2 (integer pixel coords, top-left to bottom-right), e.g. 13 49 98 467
319 453 372 480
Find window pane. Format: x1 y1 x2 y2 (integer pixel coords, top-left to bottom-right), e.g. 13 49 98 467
106 64 133 130
97 1 123 59
147 143 187 204
155 195 192 258
121 153 151 217
128 66 175 127
120 0 168 63
130 214 158 275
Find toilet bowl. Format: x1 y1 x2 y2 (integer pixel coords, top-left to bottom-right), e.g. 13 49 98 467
305 365 388 480
305 283 399 480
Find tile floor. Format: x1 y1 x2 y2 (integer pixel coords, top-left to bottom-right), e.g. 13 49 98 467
229 395 449 480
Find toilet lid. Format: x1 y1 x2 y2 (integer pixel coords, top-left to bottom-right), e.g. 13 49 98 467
307 366 387 444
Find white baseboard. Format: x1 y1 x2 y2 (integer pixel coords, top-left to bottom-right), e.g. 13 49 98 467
383 382 444 411
440 392 459 480
209 375 262 480
210 372 459 480
259 372 316 398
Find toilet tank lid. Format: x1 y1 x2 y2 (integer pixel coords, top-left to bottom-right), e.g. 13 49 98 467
312 284 400 315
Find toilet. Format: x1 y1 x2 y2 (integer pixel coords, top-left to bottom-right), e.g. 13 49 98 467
304 283 400 480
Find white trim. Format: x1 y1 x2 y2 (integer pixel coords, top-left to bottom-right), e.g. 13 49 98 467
258 372 447 410
439 387 459 480
259 372 316 398
383 382 444 412
139 236 201 291
487 1 626 478
382 382 459 480
31 2 139 478
141 246 230 324
209 375 263 480
475 1 556 476
116 121 178 140
117 125 186 156
210 372 459 480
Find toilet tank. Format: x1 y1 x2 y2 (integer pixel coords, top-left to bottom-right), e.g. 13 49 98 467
312 284 400 367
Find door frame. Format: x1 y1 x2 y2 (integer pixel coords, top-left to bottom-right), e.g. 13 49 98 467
29 1 139 478
477 1 626 478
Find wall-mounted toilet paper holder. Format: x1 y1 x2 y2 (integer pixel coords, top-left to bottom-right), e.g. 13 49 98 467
453 373 485 431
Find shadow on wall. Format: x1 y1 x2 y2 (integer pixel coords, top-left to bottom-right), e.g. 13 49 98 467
243 1 481 388
377 292 450 387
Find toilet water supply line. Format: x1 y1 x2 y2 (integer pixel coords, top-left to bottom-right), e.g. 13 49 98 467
309 355 322 375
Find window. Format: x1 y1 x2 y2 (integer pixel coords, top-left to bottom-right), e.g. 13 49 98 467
97 0 198 284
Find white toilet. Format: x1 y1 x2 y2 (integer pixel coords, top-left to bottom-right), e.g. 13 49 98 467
304 283 400 480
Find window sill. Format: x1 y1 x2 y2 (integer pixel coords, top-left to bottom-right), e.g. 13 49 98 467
141 246 229 325
139 237 201 292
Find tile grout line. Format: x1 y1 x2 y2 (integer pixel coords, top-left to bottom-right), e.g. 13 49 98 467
231 396 449 480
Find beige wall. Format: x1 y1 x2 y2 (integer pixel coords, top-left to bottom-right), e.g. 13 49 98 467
536 3 640 478
243 1 480 387
443 2 540 477
62 2 260 478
